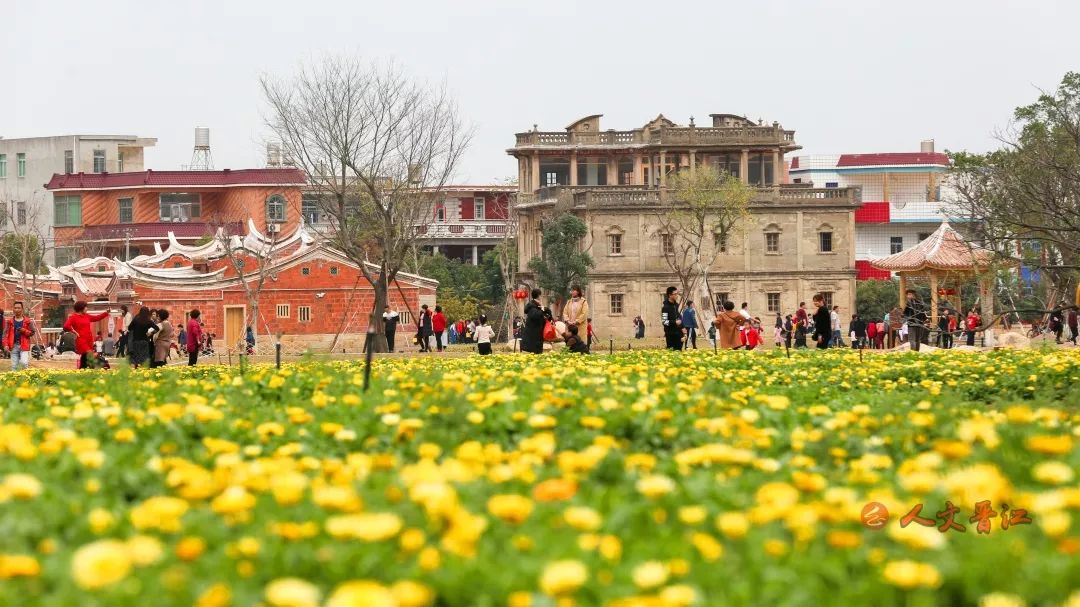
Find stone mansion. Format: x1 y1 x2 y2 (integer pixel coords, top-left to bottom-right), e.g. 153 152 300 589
509 113 860 338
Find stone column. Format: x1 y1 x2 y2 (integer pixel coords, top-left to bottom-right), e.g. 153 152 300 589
796 211 804 271
569 153 578 186
771 150 780 185
659 151 667 188
740 149 749 184
689 150 696 174
633 154 643 185
472 245 479 266
930 272 939 328
530 155 540 193
898 274 907 308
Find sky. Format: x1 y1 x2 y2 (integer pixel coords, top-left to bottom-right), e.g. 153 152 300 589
5 0 1079 183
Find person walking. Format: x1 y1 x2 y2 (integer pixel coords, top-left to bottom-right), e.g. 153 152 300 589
661 287 683 351
794 302 809 348
937 310 953 349
432 306 447 352
64 301 111 369
634 316 646 339
126 306 158 368
4 301 36 371
152 309 176 368
1067 305 1079 345
714 301 746 349
382 306 399 352
888 305 903 349
417 305 433 352
902 289 929 352
773 313 783 347
831 305 844 347
186 310 204 366
245 326 256 355
474 315 495 355
812 294 832 350
562 286 589 333
681 300 699 349
1049 302 1066 344
866 316 878 349
586 318 596 350
783 314 793 350
850 314 867 348
966 308 981 347
521 289 551 354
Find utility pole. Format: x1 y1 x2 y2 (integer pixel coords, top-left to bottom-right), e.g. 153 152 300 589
123 228 135 261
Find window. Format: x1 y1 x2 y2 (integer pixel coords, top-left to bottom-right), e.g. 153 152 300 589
714 232 728 253
435 206 445 222
711 153 741 179
825 182 838 188
746 152 774 185
266 194 287 223
276 304 290 318
609 233 622 255
301 267 310 276
661 233 674 256
715 292 730 310
117 152 124 173
399 311 412 326
298 306 311 323
54 247 77 267
93 150 105 173
118 198 133 224
890 236 903 254
765 232 780 253
819 231 833 253
54 196 82 226
917 232 931 242
329 266 339 275
159 193 201 221
301 193 322 224
767 293 781 313
15 201 26 226
540 158 570 188
473 197 485 220
0 154 6 178
609 293 624 315
17 153 26 177
820 292 833 308
793 178 802 184
576 157 608 186
64 150 74 174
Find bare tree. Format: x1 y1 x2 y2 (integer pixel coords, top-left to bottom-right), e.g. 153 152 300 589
655 166 753 316
261 56 471 352
0 198 55 324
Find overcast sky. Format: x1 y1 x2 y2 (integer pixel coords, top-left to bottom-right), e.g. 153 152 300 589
6 0 1078 182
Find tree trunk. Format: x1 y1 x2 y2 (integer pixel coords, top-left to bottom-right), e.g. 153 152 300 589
367 277 390 353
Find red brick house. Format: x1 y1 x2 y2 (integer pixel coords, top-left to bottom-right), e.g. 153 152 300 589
0 221 437 353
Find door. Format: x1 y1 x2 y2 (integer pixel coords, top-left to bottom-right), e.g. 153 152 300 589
224 306 245 351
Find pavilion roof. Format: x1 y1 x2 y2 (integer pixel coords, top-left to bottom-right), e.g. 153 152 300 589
870 222 996 273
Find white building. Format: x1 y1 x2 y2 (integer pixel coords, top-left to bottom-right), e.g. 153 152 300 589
788 142 961 280
0 135 156 263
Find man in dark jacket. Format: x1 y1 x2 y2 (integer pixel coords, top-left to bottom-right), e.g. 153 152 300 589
811 294 832 349
661 286 683 351
562 325 589 354
521 289 551 354
903 289 929 352
850 314 867 348
417 304 433 352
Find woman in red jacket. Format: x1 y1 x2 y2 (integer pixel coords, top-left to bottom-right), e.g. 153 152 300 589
63 301 111 369
431 306 447 352
4 301 36 371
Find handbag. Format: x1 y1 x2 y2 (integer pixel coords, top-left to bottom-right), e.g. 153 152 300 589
543 320 557 342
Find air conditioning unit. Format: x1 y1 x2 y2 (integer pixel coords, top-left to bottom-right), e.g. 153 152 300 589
267 223 281 234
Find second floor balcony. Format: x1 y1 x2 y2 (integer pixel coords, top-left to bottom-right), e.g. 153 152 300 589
78 221 244 242
415 220 513 239
521 184 861 210
513 125 796 149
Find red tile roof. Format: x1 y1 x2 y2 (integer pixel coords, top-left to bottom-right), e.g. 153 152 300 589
836 153 950 168
789 156 799 170
854 202 890 224
45 169 306 191
871 223 995 272
855 260 893 280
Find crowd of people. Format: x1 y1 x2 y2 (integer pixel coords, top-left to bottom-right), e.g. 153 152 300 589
54 302 211 369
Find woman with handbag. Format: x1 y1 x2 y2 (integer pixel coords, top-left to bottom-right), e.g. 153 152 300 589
126 306 158 368
521 289 552 354
151 309 176 368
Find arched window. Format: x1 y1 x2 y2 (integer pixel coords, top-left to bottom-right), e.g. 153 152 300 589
764 223 782 254
266 194 287 223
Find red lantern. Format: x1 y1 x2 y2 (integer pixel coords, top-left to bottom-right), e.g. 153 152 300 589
514 289 528 300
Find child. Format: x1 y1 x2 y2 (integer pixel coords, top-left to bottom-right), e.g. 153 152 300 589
474 315 495 355
586 317 596 349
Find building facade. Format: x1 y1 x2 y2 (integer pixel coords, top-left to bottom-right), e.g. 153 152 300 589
0 222 437 353
45 168 306 265
0 135 156 263
416 186 516 265
787 144 957 280
509 113 859 338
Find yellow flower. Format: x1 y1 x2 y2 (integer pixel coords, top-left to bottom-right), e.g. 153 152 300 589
88 508 115 534
825 530 862 549
677 506 707 525
267 375 286 389
113 428 136 442
391 580 435 607
888 521 946 550
0 554 41 579
957 417 1000 449
881 560 942 589
1038 511 1071 538
763 539 788 557
130 496 189 533
71 539 133 590
1025 435 1073 455
632 561 670 589
659 584 698 606
265 577 320 607
176 536 207 561
325 580 396 607
715 512 750 539
598 535 622 561
487 494 534 524
195 583 232 607
126 535 164 567
539 560 588 596
978 593 1026 607
4 474 42 500
1032 461 1075 485
211 486 257 515
417 547 441 571
690 532 723 561
325 513 403 542
564 506 603 531
466 411 485 424
270 472 309 506
636 475 676 498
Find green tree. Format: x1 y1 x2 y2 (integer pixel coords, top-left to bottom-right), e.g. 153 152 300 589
527 213 593 306
950 72 1080 300
658 166 753 316
0 233 46 274
855 279 899 320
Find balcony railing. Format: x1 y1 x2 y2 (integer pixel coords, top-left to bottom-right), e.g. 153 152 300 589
522 185 861 209
414 221 514 239
514 125 796 148
80 221 243 241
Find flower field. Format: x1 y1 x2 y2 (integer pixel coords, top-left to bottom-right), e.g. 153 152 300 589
1 349 1078 607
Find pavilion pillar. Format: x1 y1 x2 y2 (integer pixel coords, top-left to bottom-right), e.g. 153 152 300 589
659 150 667 188
569 153 578 186
897 274 907 308
530 155 540 193
633 154 643 185
929 272 940 329
980 274 996 346
689 150 696 174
